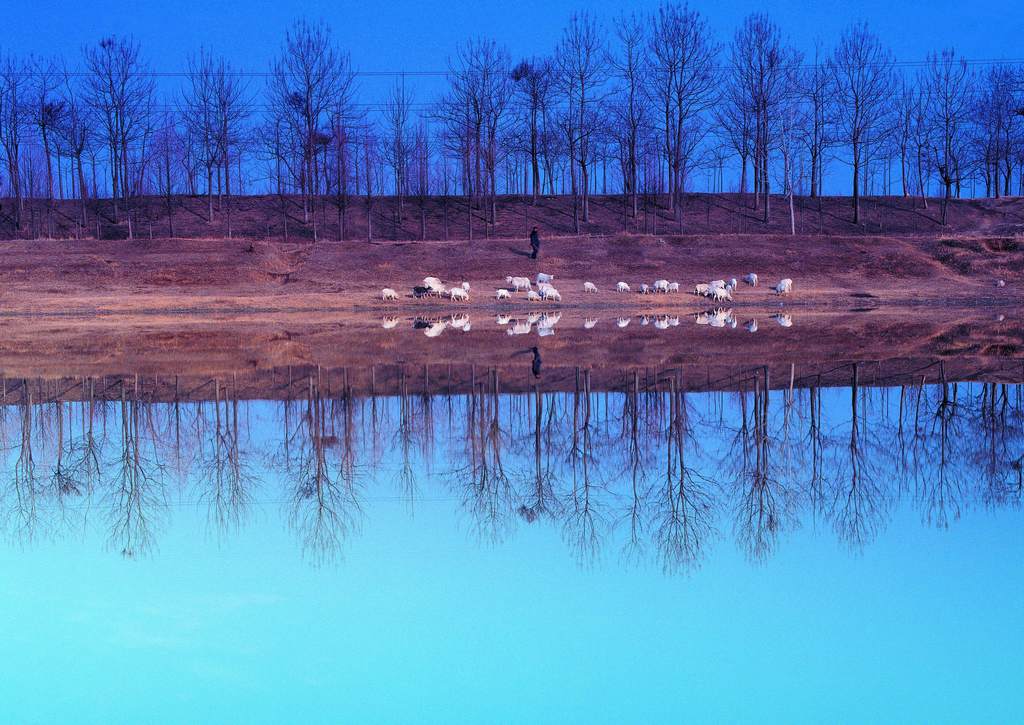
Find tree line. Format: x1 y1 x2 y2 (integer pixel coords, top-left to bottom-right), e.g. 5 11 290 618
1 8 1022 239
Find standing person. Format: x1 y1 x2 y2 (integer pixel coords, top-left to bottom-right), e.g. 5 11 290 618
531 347 542 379
529 226 540 259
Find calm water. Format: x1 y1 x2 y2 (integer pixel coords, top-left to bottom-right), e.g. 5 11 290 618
1 371 1022 722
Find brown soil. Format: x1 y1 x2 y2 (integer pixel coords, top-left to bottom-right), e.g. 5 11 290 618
0 227 1020 317
7 193 1024 242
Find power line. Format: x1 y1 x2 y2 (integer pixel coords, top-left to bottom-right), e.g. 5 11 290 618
5 57 1024 79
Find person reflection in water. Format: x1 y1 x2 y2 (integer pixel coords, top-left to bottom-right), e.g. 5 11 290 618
531 346 542 379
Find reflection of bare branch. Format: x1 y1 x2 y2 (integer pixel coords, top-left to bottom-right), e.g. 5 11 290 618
455 373 514 544
827 366 888 552
105 389 166 558
733 372 796 563
520 384 558 524
4 396 42 542
919 383 966 529
564 381 604 568
289 381 362 565
197 382 258 536
69 392 104 494
655 379 715 575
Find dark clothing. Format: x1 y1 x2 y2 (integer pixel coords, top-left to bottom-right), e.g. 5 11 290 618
531 347 542 379
529 230 540 260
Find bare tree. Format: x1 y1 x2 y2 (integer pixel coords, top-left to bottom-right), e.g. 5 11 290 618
648 2 719 220
151 110 181 236
30 56 63 213
610 13 648 220
728 14 796 221
182 49 220 222
0 53 30 230
268 19 354 226
829 22 894 224
410 121 432 239
511 57 554 204
923 49 973 223
797 42 833 198
55 61 94 225
83 36 156 220
556 12 608 230
383 76 413 222
213 54 251 235
440 38 511 230
973 67 1017 197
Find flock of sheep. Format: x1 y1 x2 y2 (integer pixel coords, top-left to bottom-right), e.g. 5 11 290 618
381 272 794 304
375 270 799 339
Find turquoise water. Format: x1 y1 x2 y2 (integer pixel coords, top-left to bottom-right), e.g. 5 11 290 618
1 380 1022 723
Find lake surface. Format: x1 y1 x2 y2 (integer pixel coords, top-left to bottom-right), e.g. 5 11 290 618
1 365 1022 722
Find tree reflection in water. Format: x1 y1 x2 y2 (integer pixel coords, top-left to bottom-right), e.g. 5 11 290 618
0 366 1021 571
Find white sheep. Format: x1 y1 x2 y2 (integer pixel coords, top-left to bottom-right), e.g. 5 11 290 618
709 279 726 290
746 319 758 333
772 313 793 327
617 282 631 293
583 281 598 293
527 290 542 302
640 315 650 325
693 283 710 296
654 317 670 330
744 273 758 287
450 287 469 302
710 286 733 302
774 278 793 295
616 317 631 328
694 312 710 325
653 279 670 293
728 278 738 289
496 314 513 325
537 281 554 292
508 320 532 335
584 317 599 329
541 287 562 302
537 326 554 337
639 283 651 295
450 314 470 329
667 282 680 293
506 276 532 291
381 287 398 301
461 281 471 292
668 316 680 326
536 272 554 285
495 288 512 300
381 316 399 329
423 277 447 296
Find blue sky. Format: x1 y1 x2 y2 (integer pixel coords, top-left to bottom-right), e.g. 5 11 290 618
6 0 1023 104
